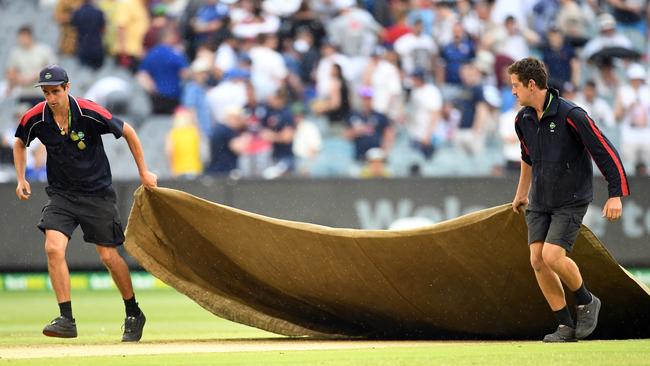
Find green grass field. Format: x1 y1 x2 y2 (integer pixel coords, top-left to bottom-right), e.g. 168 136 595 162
1 289 650 365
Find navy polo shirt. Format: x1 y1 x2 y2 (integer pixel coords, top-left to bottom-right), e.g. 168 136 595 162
15 96 124 196
207 123 240 175
347 110 390 161
260 105 295 161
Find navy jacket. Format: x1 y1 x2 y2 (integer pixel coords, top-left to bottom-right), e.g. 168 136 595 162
515 88 629 210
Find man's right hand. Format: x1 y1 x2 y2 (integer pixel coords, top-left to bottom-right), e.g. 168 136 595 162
16 180 31 200
512 196 528 213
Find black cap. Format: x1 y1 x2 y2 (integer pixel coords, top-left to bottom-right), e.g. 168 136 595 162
34 65 69 87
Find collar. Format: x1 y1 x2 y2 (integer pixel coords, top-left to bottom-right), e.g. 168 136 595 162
541 88 560 119
43 95 83 125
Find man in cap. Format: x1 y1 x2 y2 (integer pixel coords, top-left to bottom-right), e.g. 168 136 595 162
13 65 157 341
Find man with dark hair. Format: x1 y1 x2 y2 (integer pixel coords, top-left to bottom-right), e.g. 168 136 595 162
508 57 629 342
13 65 157 342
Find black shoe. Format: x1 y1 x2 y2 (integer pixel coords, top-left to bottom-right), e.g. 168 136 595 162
576 293 601 339
43 316 77 338
543 325 577 342
122 312 146 342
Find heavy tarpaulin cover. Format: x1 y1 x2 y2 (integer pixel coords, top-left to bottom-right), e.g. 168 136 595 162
124 187 650 339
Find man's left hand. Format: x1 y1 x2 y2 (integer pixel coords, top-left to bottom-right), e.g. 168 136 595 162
602 197 622 221
140 171 158 189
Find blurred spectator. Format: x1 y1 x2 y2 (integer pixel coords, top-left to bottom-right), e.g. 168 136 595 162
406 68 443 160
393 18 438 77
361 0 392 27
240 90 273 178
312 63 351 130
5 25 57 106
206 68 250 124
54 0 83 56
556 0 591 47
143 4 172 52
249 33 288 102
541 26 579 90
498 100 522 175
327 0 383 59
137 28 189 115
278 0 326 48
607 0 647 45
383 8 412 45
431 0 458 47
613 63 650 173
497 15 540 63
359 147 390 178
259 90 296 178
206 106 251 176
407 0 435 37
285 28 320 89
106 0 150 73
440 22 475 86
574 80 616 129
214 33 239 79
345 87 395 161
292 103 322 176
529 0 559 37
314 41 351 100
582 13 634 61
166 107 203 178
362 47 403 122
451 63 489 157
457 0 481 39
190 0 228 47
495 54 516 113
84 76 131 115
182 57 214 136
231 0 281 39
71 0 106 70
591 59 621 107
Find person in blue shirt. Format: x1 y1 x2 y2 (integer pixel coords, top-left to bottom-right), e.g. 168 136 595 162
259 90 296 174
440 22 475 86
345 87 394 162
206 106 250 176
136 28 189 115
70 0 105 70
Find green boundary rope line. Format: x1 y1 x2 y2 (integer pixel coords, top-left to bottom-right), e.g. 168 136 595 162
1 270 649 292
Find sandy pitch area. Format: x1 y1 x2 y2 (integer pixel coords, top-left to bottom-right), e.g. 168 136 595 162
0 339 443 359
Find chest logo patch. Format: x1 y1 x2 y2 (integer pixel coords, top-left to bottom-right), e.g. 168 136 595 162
549 122 556 132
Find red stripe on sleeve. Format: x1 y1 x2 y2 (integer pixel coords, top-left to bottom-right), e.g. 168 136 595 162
566 118 577 130
77 98 113 120
20 102 46 126
584 116 629 196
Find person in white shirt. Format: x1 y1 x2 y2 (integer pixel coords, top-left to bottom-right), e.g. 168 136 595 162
249 33 288 102
362 47 404 123
407 68 444 160
613 63 650 174
394 19 438 76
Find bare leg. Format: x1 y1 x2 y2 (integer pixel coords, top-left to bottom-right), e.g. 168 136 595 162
96 246 134 300
529 242 566 311
45 230 71 303
542 243 583 291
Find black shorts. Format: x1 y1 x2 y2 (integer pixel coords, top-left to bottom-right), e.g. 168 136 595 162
525 204 589 252
37 189 125 246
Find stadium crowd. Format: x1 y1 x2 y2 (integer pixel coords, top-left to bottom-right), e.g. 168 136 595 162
1 0 649 180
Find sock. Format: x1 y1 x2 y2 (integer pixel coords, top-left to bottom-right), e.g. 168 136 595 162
124 296 141 317
554 306 574 328
58 301 73 320
574 282 593 306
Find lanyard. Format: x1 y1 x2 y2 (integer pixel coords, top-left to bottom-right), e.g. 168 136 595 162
59 108 71 135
